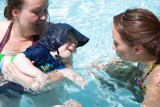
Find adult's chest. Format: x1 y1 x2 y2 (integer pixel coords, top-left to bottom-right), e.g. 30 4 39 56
1 41 32 55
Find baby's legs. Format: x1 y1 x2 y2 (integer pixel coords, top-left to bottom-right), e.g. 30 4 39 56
59 68 86 89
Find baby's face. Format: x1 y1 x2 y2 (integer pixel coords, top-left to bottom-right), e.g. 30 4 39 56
58 31 78 58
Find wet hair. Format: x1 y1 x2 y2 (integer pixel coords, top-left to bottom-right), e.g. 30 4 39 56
113 8 160 64
4 0 25 20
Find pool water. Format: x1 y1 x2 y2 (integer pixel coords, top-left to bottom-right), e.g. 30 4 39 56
0 0 160 107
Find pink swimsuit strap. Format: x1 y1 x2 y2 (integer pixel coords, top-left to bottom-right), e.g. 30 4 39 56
32 35 39 46
0 23 12 53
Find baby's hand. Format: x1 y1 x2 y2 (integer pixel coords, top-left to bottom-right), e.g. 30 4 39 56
59 68 86 89
72 73 86 89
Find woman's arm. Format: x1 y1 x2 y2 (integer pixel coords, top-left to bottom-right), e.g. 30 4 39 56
3 62 64 90
3 62 41 90
1 53 44 90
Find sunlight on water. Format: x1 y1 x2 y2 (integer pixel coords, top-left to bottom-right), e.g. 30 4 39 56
0 0 160 107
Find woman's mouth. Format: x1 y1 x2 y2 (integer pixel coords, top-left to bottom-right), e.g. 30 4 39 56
68 49 73 53
35 24 42 28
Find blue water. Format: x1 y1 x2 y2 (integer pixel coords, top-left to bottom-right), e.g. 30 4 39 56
0 0 160 107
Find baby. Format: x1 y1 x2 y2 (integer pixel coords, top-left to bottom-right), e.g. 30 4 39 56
1 23 89 90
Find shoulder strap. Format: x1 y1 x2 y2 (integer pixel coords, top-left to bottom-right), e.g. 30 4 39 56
143 64 157 82
0 23 12 53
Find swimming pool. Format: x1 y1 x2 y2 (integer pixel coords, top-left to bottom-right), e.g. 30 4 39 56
0 0 160 107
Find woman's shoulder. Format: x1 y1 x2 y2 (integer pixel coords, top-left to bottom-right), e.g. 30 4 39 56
150 66 160 86
0 20 12 40
0 20 11 29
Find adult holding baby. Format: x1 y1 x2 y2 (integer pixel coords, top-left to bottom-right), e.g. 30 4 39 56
0 0 89 106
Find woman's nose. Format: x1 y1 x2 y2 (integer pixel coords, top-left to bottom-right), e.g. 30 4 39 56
40 12 47 20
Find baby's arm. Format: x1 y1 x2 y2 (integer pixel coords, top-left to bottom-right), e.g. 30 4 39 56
2 55 42 90
1 53 63 90
59 68 86 89
13 53 44 77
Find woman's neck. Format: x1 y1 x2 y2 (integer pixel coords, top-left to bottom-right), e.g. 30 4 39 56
11 23 33 42
140 54 157 71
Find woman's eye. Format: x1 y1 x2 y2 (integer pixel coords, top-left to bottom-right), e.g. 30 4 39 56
44 9 48 14
32 10 40 14
114 42 118 47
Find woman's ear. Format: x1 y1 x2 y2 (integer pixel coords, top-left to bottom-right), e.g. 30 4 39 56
12 8 20 19
135 45 143 55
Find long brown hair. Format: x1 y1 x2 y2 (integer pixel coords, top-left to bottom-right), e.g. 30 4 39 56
113 8 160 64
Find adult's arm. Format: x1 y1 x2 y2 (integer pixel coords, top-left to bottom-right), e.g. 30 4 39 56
3 62 64 90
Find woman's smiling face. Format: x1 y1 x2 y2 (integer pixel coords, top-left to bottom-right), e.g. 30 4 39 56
16 0 48 36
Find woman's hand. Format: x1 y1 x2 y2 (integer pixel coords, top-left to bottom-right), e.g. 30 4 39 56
87 58 116 75
3 62 41 90
46 71 64 82
3 62 65 90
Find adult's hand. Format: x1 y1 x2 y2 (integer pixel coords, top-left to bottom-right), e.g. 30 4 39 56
3 62 41 90
46 71 64 82
3 62 64 90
